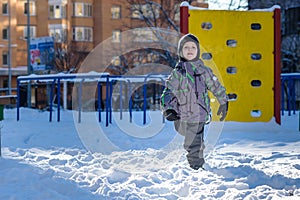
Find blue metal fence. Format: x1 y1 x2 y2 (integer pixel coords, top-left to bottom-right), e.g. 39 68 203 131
281 73 300 116
17 73 168 126
16 73 300 126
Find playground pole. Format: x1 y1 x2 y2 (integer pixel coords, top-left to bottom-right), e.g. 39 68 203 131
0 123 2 157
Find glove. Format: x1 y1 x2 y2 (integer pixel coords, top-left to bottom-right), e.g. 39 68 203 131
164 109 180 121
217 102 228 121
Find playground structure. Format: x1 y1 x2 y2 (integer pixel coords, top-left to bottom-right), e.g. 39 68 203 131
180 2 281 124
16 73 168 126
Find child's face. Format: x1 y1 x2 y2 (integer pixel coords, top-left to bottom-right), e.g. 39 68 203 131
182 41 198 61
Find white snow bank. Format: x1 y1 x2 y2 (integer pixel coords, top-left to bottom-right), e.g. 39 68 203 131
0 108 299 199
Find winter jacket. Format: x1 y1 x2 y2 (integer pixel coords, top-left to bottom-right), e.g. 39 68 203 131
161 59 228 123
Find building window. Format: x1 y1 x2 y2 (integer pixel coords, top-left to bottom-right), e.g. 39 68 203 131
132 52 140 66
2 52 8 65
23 26 36 39
2 28 8 40
147 52 159 62
131 5 140 19
2 2 8 14
24 1 36 15
112 56 121 65
174 4 180 21
3 79 8 89
111 5 121 19
112 30 121 43
131 4 159 19
73 3 92 17
73 27 93 41
49 24 67 42
285 7 300 35
49 4 66 19
132 29 158 42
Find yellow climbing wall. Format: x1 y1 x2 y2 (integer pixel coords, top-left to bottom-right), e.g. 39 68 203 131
189 9 275 122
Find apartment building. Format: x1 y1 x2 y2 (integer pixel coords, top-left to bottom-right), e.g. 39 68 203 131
0 0 208 95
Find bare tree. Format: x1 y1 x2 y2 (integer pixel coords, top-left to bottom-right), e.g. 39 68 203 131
282 34 300 73
111 0 186 74
126 0 180 31
54 42 89 73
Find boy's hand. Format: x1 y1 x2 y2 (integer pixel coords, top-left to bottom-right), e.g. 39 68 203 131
217 102 228 121
164 109 180 121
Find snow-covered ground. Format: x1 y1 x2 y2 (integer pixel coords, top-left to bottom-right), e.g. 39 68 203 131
0 108 300 199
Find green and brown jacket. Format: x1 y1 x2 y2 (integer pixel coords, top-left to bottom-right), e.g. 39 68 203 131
161 59 228 123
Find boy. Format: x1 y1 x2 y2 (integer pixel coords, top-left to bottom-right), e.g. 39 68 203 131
161 34 228 170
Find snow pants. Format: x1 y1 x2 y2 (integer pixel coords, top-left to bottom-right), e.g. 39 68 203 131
174 121 205 168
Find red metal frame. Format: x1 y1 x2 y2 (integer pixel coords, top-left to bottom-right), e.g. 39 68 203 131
274 8 281 125
180 5 189 34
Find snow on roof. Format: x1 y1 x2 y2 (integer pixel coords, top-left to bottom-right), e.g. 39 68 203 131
17 71 109 83
180 1 207 10
251 5 281 12
281 73 300 78
17 72 169 83
18 71 108 79
180 1 280 11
